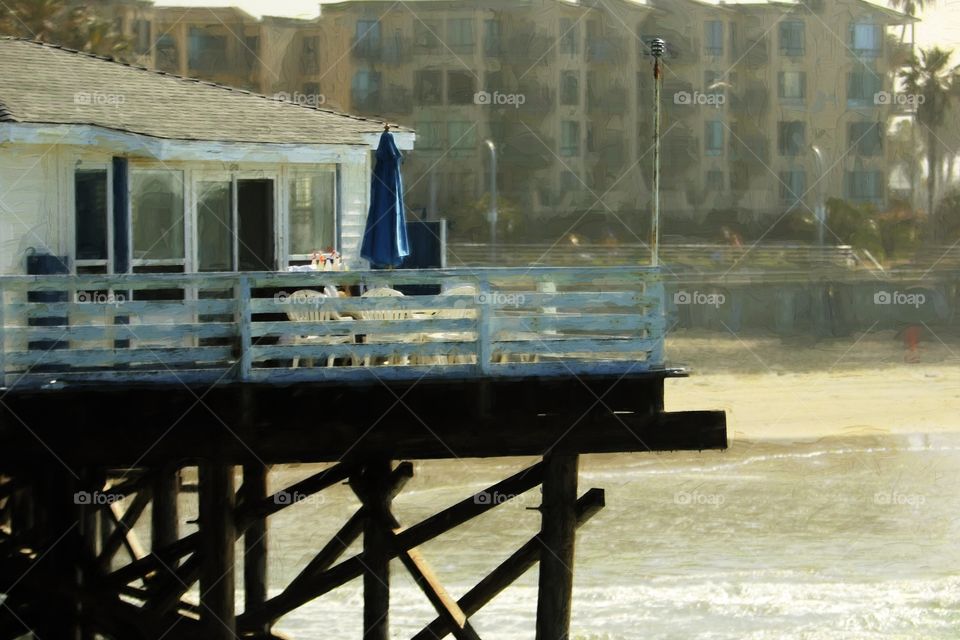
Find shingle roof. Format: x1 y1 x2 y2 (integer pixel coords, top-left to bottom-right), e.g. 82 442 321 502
0 38 410 146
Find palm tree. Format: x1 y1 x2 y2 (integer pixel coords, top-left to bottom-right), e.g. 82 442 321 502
900 47 959 240
0 0 129 58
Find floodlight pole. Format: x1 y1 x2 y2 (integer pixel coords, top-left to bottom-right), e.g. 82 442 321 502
650 38 665 268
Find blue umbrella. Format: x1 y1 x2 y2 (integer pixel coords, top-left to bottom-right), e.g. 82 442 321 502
361 129 410 268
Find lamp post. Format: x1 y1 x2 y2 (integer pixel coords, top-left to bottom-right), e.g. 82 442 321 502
485 139 498 262
811 144 826 246
650 38 665 268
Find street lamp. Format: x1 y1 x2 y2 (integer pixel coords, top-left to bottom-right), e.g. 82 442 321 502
650 37 666 267
810 144 826 246
485 139 498 262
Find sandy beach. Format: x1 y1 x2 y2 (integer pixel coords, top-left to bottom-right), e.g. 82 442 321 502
664 329 960 441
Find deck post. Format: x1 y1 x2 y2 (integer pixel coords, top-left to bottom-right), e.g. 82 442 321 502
362 459 392 640
198 462 236 640
152 464 179 554
236 275 252 381
535 453 579 640
243 463 270 637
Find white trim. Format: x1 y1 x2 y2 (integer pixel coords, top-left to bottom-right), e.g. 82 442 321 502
0 123 415 163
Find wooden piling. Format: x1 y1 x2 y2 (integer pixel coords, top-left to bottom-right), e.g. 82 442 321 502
244 463 270 637
198 462 236 640
535 454 579 640
362 459 392 640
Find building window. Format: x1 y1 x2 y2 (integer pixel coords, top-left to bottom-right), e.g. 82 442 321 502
706 170 724 191
131 170 184 262
133 19 152 55
779 21 805 56
416 121 444 150
75 169 109 262
156 34 177 71
778 121 805 156
414 70 442 105
351 70 381 110
301 36 319 74
196 180 233 272
188 27 227 73
847 69 883 106
355 20 381 55
483 19 501 56
705 121 724 156
414 20 441 51
447 18 474 53
560 121 580 156
779 170 806 207
447 71 475 105
448 121 476 156
778 71 806 101
849 23 882 57
559 18 579 55
288 169 336 256
849 121 883 156
560 71 579 105
705 21 723 56
845 170 884 202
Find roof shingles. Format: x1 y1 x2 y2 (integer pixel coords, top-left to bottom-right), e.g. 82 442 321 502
0 38 407 145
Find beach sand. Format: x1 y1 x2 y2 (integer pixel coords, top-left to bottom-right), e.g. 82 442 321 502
664 329 960 441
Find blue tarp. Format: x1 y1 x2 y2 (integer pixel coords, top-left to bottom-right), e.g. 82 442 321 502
360 131 410 268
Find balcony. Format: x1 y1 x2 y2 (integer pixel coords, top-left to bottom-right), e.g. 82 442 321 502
351 36 411 64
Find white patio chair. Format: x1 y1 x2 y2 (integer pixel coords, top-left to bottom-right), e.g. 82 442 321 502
417 284 478 365
359 287 414 366
285 289 354 368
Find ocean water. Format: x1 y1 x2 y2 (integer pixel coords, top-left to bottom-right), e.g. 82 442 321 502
259 433 960 639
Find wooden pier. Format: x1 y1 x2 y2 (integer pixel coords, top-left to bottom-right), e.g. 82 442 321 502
0 267 725 639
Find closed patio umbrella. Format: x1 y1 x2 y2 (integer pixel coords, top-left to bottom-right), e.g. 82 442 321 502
361 128 410 268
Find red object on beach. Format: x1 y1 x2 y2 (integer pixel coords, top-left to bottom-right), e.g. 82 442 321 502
904 325 921 363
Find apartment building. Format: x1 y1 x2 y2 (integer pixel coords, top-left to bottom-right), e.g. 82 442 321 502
94 0 914 233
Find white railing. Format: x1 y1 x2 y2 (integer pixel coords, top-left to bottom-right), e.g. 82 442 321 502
0 267 664 388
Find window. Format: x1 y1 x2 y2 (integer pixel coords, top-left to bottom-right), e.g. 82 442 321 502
133 19 151 55
559 18 579 54
850 23 882 57
75 169 108 262
448 121 476 156
706 170 724 191
447 70 475 105
705 121 724 156
131 170 184 262
779 170 806 206
847 69 883 106
705 21 723 56
156 34 177 71
196 181 232 272
288 170 336 256
849 121 883 156
484 19 501 56
414 70 442 105
779 21 805 56
301 36 319 74
356 20 381 54
560 121 580 156
188 27 226 72
778 71 806 101
560 71 579 105
351 70 381 109
416 121 444 150
447 18 474 53
414 20 441 51
778 121 805 156
845 170 884 202
244 36 259 71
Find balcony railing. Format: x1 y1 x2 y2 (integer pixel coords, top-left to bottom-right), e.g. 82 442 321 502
0 267 665 388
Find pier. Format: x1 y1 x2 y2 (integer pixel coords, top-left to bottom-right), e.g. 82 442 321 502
0 266 726 639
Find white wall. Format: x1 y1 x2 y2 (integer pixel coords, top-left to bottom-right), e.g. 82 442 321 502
339 151 370 269
0 144 62 274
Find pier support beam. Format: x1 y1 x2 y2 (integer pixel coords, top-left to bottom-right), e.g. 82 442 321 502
198 462 236 640
535 454 579 640
152 463 179 553
243 463 270 637
360 459 392 640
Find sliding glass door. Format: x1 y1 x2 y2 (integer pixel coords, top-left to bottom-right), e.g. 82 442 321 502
195 175 276 272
